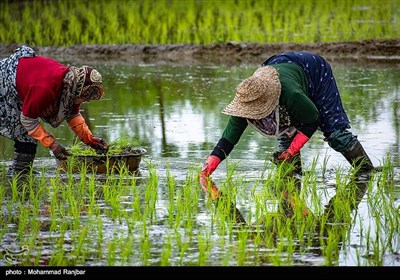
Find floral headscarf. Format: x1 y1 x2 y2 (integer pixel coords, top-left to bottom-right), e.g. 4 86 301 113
247 105 297 138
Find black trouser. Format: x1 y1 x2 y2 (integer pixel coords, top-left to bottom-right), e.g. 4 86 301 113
14 140 37 155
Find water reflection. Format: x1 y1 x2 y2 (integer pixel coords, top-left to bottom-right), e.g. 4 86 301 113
245 172 370 266
1 62 400 170
0 61 399 266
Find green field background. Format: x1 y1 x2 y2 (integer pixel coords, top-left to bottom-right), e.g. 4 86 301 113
1 0 398 46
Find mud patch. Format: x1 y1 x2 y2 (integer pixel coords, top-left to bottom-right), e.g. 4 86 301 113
1 39 400 66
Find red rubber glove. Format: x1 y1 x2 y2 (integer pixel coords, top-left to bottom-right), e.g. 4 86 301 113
278 131 309 160
199 155 222 200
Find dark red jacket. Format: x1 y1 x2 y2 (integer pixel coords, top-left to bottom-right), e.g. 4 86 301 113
16 56 79 120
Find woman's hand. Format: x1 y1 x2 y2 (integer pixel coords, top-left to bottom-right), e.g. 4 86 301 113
199 172 221 200
50 142 71 160
88 137 109 154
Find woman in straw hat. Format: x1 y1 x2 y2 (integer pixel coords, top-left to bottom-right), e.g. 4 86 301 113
200 51 374 200
0 45 109 175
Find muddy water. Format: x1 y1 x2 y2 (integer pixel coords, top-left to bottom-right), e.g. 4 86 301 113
1 61 399 266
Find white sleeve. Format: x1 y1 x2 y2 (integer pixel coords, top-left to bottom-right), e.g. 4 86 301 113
20 113 40 133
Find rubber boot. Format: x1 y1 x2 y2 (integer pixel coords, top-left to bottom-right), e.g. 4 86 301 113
11 153 35 176
340 140 373 178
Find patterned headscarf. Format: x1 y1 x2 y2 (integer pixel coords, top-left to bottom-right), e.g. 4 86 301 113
44 66 104 128
247 105 297 138
74 66 105 101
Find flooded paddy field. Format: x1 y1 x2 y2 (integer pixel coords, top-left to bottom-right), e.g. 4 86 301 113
0 50 399 267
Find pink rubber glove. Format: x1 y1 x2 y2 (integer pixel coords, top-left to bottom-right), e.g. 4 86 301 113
199 173 221 200
278 132 309 160
199 155 222 200
201 155 221 176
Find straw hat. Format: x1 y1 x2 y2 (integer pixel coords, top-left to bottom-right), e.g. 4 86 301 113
222 66 281 119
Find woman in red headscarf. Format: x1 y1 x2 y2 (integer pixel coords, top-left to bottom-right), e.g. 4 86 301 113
0 45 109 175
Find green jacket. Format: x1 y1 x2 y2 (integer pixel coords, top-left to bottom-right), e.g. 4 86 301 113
211 63 320 160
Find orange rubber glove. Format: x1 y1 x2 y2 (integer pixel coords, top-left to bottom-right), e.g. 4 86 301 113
199 155 222 200
68 114 94 145
68 114 109 154
28 123 55 148
278 131 310 160
28 123 70 160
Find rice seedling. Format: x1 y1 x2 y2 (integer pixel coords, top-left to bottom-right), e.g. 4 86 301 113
0 151 397 266
160 234 172 266
1 0 397 46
